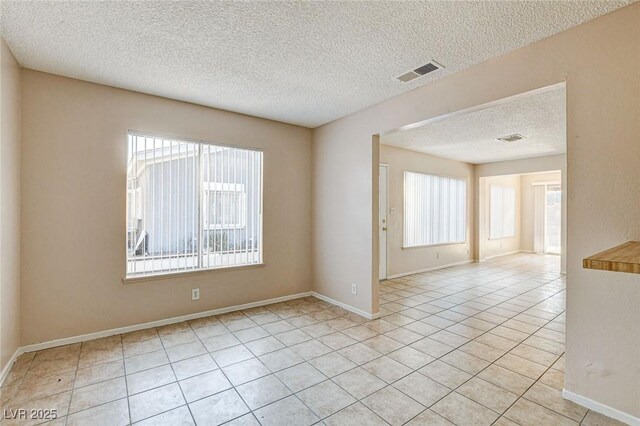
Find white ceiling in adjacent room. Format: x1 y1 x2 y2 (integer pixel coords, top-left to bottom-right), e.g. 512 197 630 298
381 85 566 164
0 1 632 127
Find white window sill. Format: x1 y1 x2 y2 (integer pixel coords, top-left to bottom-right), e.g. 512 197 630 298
123 263 266 284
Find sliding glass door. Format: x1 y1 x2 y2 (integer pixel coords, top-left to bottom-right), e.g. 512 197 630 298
544 184 562 254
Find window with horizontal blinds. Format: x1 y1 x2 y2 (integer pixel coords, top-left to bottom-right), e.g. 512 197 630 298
489 184 516 239
126 133 262 278
403 171 467 248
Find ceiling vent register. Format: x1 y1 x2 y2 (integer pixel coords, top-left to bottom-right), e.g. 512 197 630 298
396 61 444 83
496 134 525 143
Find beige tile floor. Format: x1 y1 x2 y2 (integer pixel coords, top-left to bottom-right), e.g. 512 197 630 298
0 254 628 425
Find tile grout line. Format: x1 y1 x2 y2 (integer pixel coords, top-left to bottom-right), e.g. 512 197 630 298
47 273 557 421
158 325 196 426
121 335 133 426
389 275 567 424
315 257 566 424
184 306 325 426
64 340 93 425
1 349 37 415
378 260 565 401
7 255 577 426
13 310 546 424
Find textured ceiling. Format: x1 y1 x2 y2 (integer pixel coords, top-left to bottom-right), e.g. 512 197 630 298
0 1 633 127
381 85 566 164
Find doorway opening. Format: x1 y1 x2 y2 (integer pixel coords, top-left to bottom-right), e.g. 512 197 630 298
375 82 567 294
535 182 562 255
477 170 564 265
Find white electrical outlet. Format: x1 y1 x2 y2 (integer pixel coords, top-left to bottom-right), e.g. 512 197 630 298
351 284 357 295
192 288 200 301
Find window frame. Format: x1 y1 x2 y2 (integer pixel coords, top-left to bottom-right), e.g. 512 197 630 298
203 182 248 230
402 170 468 249
123 131 264 282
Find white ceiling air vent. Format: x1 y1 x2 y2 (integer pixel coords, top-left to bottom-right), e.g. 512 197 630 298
396 61 444 83
397 70 420 82
496 134 525 143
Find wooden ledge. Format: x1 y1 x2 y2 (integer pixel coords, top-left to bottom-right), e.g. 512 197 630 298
583 241 640 274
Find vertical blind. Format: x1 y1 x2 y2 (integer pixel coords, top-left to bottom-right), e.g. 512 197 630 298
489 184 516 239
404 171 467 247
126 133 263 278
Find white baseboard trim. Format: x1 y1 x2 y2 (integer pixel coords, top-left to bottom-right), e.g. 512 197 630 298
19 291 313 355
311 292 379 320
1 289 379 387
0 347 22 387
481 250 523 262
562 389 639 426
386 260 473 279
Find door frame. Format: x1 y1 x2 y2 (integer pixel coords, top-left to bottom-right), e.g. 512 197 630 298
379 163 388 280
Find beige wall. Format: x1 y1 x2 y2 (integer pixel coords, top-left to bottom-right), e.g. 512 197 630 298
478 174 522 261
20 70 312 345
312 4 640 418
521 171 562 253
379 145 473 278
312 122 378 315
0 40 21 372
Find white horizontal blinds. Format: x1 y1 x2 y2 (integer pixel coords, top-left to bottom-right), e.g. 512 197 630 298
489 184 516 239
126 133 262 278
403 171 466 247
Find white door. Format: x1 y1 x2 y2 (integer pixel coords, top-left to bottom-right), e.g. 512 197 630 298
379 165 388 280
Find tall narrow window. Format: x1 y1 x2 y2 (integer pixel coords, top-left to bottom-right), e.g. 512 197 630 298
126 133 262 278
489 184 516 239
404 171 467 247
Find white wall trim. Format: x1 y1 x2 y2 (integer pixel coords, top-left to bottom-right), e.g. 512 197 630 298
1 290 380 386
1 291 314 386
311 292 379 320
20 291 313 354
479 250 523 262
563 389 640 426
386 260 473 279
0 348 22 387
